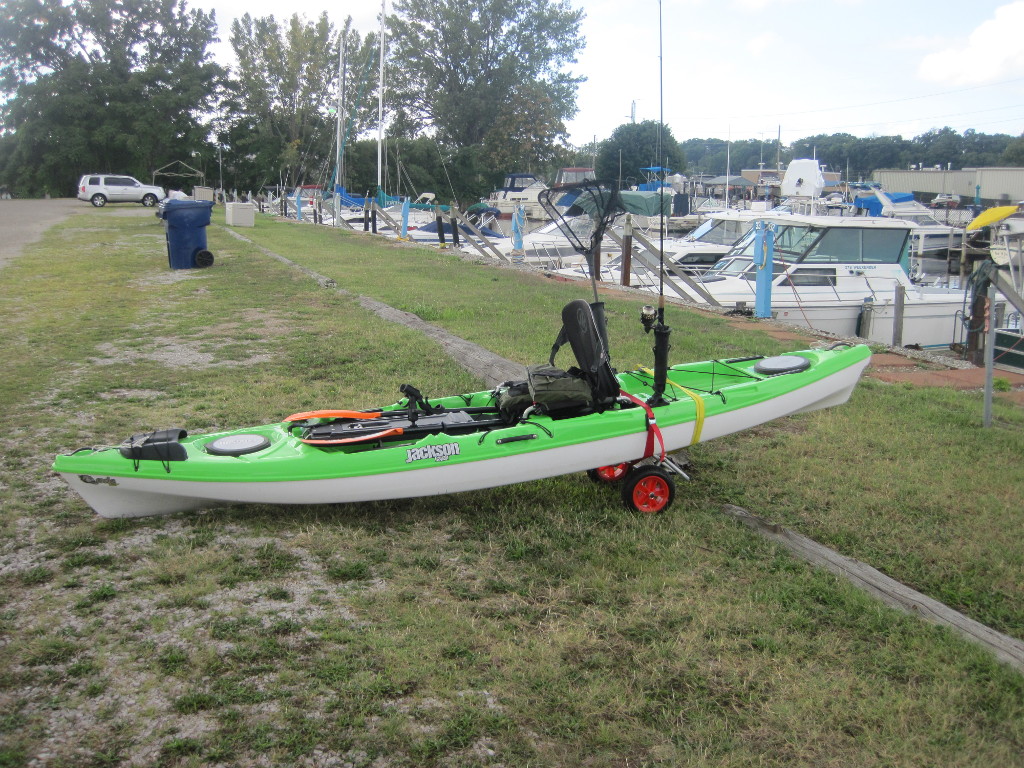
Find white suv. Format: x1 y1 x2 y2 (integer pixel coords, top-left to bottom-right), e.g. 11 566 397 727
77 174 166 207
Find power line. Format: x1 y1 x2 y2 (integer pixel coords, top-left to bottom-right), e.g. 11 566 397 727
725 77 1024 122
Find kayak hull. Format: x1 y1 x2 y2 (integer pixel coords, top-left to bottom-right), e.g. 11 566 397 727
55 346 870 518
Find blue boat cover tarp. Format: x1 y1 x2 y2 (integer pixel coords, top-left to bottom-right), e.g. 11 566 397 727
854 192 914 217
333 186 401 208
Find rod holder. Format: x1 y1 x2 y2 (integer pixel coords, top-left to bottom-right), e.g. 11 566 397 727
648 323 672 407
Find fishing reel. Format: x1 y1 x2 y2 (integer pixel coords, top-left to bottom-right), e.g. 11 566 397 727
640 305 657 334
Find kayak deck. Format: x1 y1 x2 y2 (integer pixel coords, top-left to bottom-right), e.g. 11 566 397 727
56 347 866 474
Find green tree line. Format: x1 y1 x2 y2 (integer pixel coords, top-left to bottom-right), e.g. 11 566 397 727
679 129 1024 181
2 0 1023 202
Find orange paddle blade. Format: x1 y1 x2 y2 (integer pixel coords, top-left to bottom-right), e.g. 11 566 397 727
284 409 382 423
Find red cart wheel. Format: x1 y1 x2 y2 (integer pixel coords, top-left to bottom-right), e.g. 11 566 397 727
587 463 630 483
621 465 675 514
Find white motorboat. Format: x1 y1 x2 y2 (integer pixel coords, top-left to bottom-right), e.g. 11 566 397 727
635 213 971 349
651 209 777 274
473 218 598 268
487 173 549 219
553 208 788 286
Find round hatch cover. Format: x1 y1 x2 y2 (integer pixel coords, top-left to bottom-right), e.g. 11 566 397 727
753 355 812 375
206 434 270 456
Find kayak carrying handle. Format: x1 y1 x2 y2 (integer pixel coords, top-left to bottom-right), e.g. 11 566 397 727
496 434 537 445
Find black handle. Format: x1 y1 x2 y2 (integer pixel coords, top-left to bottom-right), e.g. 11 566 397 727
496 434 537 445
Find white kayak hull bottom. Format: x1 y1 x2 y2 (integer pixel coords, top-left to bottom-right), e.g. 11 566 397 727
57 359 867 519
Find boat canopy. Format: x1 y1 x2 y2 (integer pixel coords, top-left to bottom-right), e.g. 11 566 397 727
564 189 671 217
853 192 914 217
553 168 595 187
499 173 545 191
619 190 672 216
704 175 755 187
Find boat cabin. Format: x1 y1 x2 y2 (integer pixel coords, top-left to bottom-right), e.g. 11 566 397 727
487 173 549 218
701 215 913 286
553 168 595 188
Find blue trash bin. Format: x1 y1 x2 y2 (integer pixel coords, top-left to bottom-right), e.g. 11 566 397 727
160 200 214 269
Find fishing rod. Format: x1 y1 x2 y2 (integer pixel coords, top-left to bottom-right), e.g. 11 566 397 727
643 0 671 408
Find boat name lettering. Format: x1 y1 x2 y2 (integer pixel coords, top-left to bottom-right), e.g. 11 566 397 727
406 443 461 463
80 475 119 487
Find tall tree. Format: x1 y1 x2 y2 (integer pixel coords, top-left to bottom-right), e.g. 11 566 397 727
963 129 1014 168
225 13 348 191
481 80 571 175
385 0 584 159
0 0 222 196
596 121 685 187
1002 135 1024 167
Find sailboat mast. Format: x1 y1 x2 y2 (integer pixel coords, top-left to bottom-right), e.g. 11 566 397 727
725 129 731 208
377 0 386 197
334 30 345 223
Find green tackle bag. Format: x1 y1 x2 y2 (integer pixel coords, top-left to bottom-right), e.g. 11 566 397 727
525 364 594 415
495 379 532 422
495 365 595 421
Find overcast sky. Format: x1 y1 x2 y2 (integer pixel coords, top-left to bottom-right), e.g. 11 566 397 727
195 0 1024 147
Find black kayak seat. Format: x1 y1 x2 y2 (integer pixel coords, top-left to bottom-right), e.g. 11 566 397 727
549 299 620 406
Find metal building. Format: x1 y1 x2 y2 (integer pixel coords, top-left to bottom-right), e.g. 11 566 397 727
872 167 1024 205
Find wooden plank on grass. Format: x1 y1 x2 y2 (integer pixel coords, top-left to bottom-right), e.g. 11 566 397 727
721 503 1024 673
220 226 525 386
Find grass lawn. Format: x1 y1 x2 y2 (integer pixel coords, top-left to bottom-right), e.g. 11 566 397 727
0 208 1021 767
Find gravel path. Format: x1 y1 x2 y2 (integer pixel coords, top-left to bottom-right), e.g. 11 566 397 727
0 198 88 269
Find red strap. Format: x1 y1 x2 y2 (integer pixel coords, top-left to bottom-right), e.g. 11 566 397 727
619 390 666 462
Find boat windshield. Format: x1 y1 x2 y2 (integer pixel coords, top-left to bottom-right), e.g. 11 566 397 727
704 257 754 277
535 220 565 235
687 219 717 240
896 212 944 227
729 223 909 264
687 217 754 246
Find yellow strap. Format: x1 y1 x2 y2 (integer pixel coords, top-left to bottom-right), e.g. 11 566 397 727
639 367 705 445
